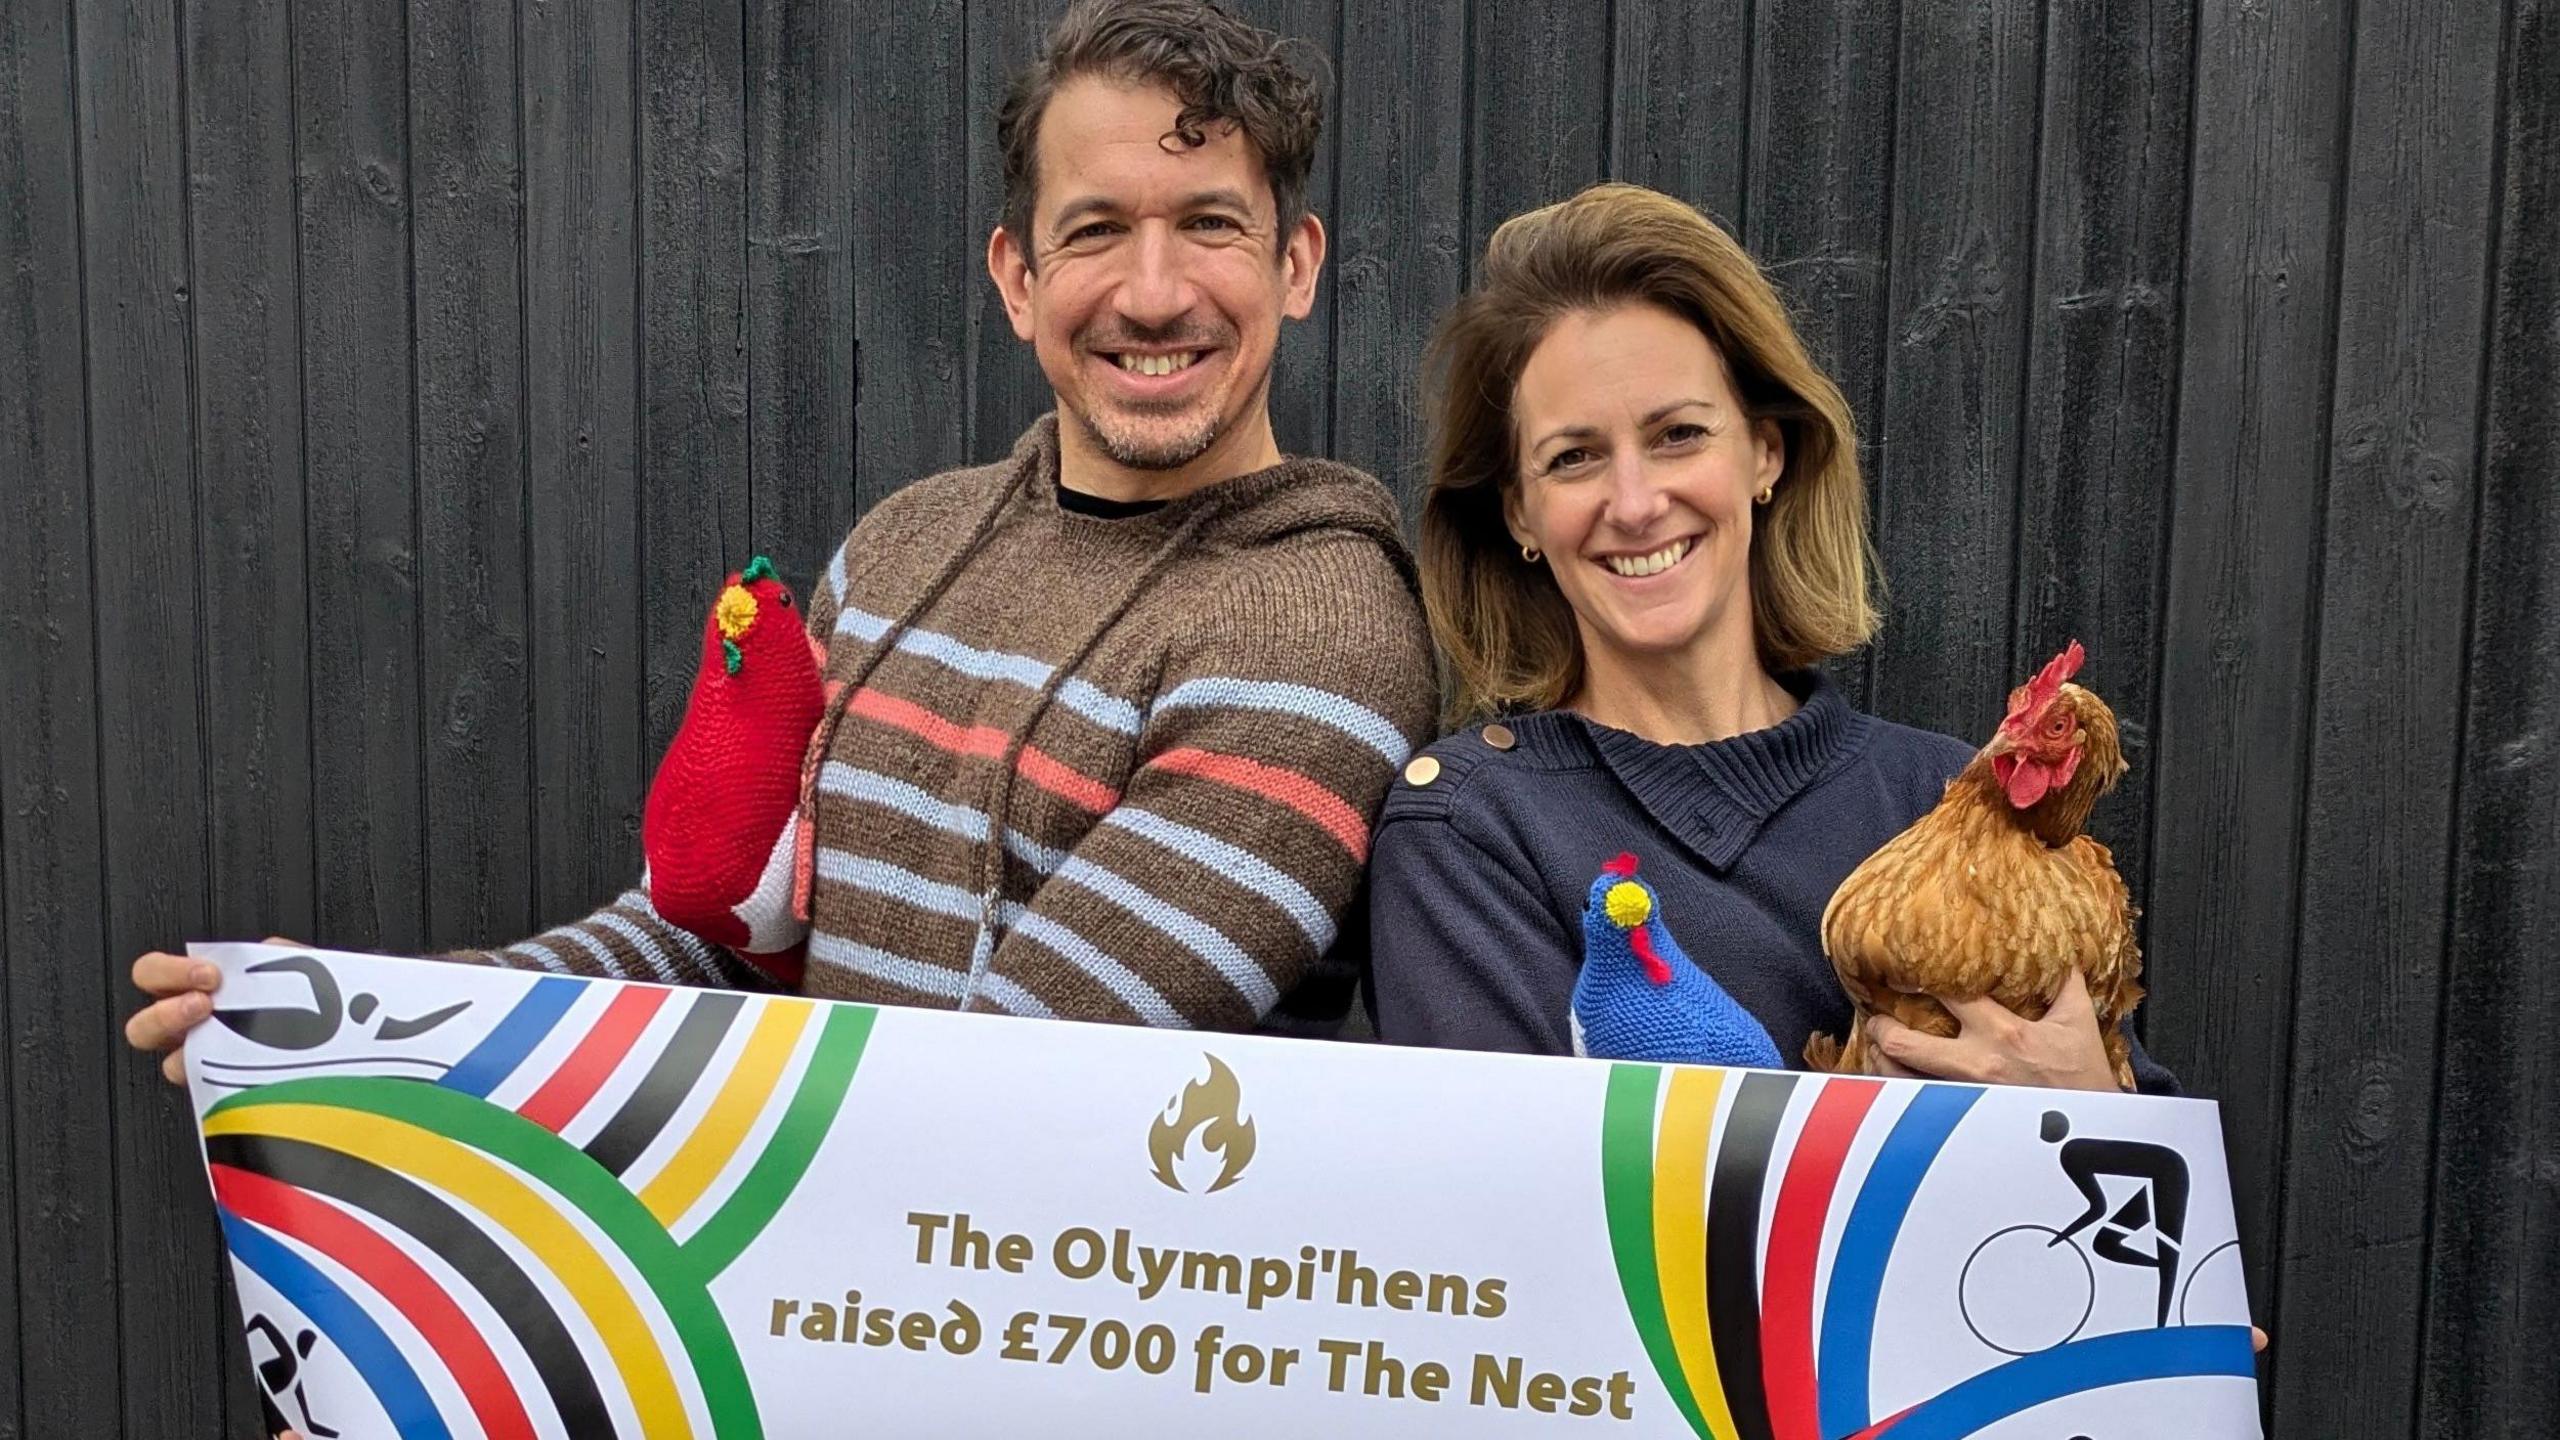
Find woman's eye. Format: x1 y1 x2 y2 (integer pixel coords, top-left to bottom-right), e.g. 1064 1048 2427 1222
1545 447 1596 474
1659 423 1707 446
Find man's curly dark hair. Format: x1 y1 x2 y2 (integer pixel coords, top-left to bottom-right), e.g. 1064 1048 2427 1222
997 0 1326 267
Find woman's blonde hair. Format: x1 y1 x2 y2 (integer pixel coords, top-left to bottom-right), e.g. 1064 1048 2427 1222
1423 182 1878 720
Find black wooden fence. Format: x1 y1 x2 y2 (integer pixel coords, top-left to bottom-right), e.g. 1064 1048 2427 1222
1 0 2552 1434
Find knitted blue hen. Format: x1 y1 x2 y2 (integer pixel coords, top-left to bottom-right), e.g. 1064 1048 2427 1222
1569 853 1783 1068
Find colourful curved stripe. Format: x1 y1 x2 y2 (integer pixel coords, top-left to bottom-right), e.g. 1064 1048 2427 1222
639 1000 814 1225
1601 1065 1710 1439
211 1132 621 1439
519 985 672 1132
441 977 583 1098
1650 1068 1739 1440
586 993 745 1175
1706 1073 1796 1440
1817 1085 1980 1437
209 1101 697 1439
1759 1078 1881 1440
218 1206 453 1440
683 1002 876 1276
214 1164 539 1440
208 1077 762 1439
1861 1325 2257 1439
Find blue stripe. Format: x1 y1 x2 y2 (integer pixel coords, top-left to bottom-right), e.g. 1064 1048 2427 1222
438 977 582 1099
825 540 850 608
816 849 981 921
834 607 1143 734
1819 1083 1981 1435
219 1209 454 1440
1101 808 1334 949
1151 677 1411 765
1001 911 1183 1026
819 762 1066 873
1052 856 1280 1013
806 932 968 999
1874 1326 2258 1440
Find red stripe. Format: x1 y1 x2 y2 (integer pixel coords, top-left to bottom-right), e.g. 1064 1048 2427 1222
1762 1078 1885 1440
1143 747 1371 861
516 986 669 1132
210 1164 539 1440
845 687 1121 813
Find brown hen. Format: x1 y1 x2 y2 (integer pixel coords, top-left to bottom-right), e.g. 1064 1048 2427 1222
1805 642 2144 1090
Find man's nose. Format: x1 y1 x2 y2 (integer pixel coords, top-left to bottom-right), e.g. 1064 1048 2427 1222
1114 223 1199 329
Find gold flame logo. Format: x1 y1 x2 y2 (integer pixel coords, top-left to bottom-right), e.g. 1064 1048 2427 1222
1147 1054 1256 1194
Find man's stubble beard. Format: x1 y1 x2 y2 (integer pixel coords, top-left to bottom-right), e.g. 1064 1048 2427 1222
1074 401 1226 472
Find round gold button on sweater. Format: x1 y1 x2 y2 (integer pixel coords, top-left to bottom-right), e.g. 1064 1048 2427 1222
1481 723 1516 751
1403 756 1442 787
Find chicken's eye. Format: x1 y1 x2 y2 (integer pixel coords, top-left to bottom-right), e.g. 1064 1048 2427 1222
2041 711 2071 740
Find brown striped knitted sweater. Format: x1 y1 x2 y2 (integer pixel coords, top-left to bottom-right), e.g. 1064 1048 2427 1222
455 417 1436 1032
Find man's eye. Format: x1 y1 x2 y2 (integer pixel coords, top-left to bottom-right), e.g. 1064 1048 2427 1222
1187 214 1245 233
1065 223 1118 244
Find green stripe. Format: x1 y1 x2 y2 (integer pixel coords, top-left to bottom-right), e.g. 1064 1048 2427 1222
215 1077 763 1439
682 1003 875 1277
1602 1064 1710 1439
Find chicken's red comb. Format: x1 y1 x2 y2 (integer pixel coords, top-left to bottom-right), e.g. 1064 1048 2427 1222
2007 640 2086 719
1603 852 1639 879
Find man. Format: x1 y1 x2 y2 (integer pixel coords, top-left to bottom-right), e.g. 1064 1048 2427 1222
128 0 1433 1079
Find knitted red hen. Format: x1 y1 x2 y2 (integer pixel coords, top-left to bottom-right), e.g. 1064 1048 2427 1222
640 556 828 985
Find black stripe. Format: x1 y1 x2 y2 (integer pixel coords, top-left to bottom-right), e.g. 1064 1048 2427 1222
208 1132 620 1439
1706 1071 1796 1440
581 991 743 1175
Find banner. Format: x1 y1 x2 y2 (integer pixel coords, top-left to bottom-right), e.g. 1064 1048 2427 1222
184 942 2262 1438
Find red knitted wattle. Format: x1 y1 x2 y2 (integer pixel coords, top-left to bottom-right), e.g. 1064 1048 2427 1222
641 562 827 985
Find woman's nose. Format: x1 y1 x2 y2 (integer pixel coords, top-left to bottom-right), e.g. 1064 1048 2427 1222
1600 453 1672 529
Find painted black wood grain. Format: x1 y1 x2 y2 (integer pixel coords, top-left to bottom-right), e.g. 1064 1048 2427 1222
0 4 112 1433
2010 0 2194 933
1464 0 1607 285
2274 0 2508 1431
746 0 860 580
963 0 1054 458
74 0 225 1431
294 0 427 954
2143 0 2352 1378
2420 11 2559 1431
844 0 970 522
1611 0 1749 227
639 0 750 769
411 0 532 951
1866 0 2044 742
521 0 646 924
1330 0 1466 515
184 0 317 959
1745 0 1900 714
1236 0 1337 462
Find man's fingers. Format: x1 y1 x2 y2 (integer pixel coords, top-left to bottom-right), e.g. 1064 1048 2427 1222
124 990 215 1053
161 1049 186 1086
2046 967 2096 1020
1867 1016 1991 1082
2251 1326 2268 1354
131 950 220 998
1936 992 2017 1030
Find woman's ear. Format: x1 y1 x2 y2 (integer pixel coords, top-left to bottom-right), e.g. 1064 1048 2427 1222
1752 416 1786 495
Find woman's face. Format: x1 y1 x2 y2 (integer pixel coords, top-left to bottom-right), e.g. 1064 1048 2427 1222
1506 303 1783 683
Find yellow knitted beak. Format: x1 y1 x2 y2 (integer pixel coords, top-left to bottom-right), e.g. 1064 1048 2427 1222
1603 881 1651 930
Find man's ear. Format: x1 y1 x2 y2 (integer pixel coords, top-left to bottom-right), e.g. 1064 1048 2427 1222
988 224 1038 342
1280 212 1326 322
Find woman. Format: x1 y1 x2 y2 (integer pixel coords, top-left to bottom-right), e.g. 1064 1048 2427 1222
1367 183 2173 1095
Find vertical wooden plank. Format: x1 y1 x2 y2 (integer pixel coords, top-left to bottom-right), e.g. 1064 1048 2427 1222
1465 0 1608 280
964 0 1052 458
74 0 222 1430
2010 0 2194 916
2420 10 2560 1432
638 0 747 764
2275 0 2508 1428
1611 0 1750 227
844 0 968 514
0 3 111 1434
185 0 316 955
411 0 532 948
521 0 644 920
1233 0 1335 461
1863 0 2043 740
745 0 858 579
1745 0 1899 710
295 0 427 952
1329 0 1464 512
2144 0 2350 1354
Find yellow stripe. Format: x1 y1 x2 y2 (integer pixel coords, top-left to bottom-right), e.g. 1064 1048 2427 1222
1654 1067 1739 1440
637 999 814 1227
207 1103 695 1440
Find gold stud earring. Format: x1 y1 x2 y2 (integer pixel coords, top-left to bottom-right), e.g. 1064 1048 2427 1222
1755 486 1774 505
1521 544 1543 563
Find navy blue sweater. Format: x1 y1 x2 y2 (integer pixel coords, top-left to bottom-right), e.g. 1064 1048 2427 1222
1365 673 2178 1095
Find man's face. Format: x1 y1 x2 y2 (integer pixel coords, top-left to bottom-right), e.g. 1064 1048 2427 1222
990 76 1321 474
